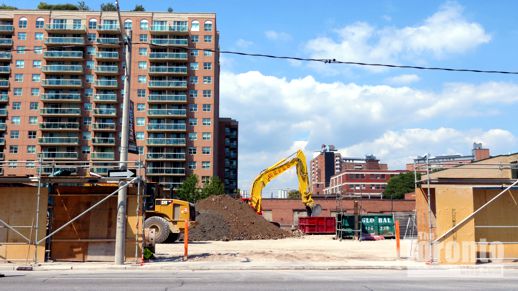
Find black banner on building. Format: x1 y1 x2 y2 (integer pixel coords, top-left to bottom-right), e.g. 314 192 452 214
128 100 138 154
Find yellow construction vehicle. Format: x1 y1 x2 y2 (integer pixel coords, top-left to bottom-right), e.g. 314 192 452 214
248 150 322 216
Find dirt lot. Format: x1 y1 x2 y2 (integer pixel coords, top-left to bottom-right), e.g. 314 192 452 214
155 235 416 264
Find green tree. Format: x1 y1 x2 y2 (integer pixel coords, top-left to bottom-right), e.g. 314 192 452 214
0 4 17 10
201 176 225 197
38 2 79 10
100 2 117 11
176 174 200 203
288 190 300 199
132 4 145 11
384 172 421 199
77 1 89 10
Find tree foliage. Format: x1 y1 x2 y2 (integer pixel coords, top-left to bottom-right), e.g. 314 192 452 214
384 172 420 199
288 190 300 199
176 175 225 203
38 2 79 10
77 1 89 10
100 2 117 11
201 176 225 197
0 4 17 10
132 4 145 11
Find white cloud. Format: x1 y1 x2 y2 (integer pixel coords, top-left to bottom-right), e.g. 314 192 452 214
386 74 421 85
235 38 254 48
305 2 490 71
264 30 292 41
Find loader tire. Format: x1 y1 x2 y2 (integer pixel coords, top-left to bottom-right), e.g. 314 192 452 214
144 216 170 244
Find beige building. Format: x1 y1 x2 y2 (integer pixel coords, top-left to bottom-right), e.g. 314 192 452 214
0 9 227 189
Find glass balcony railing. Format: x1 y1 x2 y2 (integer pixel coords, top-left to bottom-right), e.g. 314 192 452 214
92 137 116 145
98 24 120 31
0 109 8 115
147 123 186 131
0 94 7 101
91 152 115 159
0 80 8 87
0 66 9 73
91 167 110 174
95 65 119 73
146 153 186 160
94 94 117 102
93 108 117 115
42 65 83 73
92 123 116 130
41 93 81 101
38 137 79 144
0 39 13 46
148 80 187 88
149 66 187 74
96 38 120 45
0 123 6 130
96 51 119 59
94 80 118 87
149 52 188 60
150 25 188 32
0 52 11 59
146 167 186 175
40 122 80 130
45 24 85 31
147 109 186 116
0 25 14 32
40 108 81 115
0 137 4 145
44 51 83 58
41 152 79 159
150 39 188 46
148 94 187 102
45 37 85 45
146 138 186 146
42 79 82 86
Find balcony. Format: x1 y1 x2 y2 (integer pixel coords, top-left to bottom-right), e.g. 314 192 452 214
146 167 185 176
94 79 118 88
0 123 5 130
0 153 3 160
91 152 115 160
92 123 116 131
41 152 79 160
150 38 188 46
149 66 187 75
96 51 119 60
40 122 80 131
147 123 186 132
44 51 83 60
92 137 116 145
0 66 9 74
41 93 81 102
149 52 188 61
0 108 8 116
97 24 120 33
42 79 82 88
150 25 188 33
0 25 13 32
94 94 117 102
40 107 81 116
93 108 117 116
148 80 187 89
148 94 187 103
38 137 79 145
0 38 13 46
94 65 119 75
0 94 7 102
146 152 185 161
0 137 4 145
45 23 86 33
42 65 83 74
146 138 186 146
45 37 85 46
0 52 11 60
0 80 8 87
147 108 186 117
96 37 120 47
91 167 109 174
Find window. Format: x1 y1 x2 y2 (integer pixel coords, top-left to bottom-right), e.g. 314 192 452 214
35 32 44 40
202 118 211 126
34 46 42 54
18 17 27 29
202 132 211 140
139 47 147 56
27 145 36 153
31 88 39 96
87 33 96 42
189 104 197 112
188 147 197 155
138 61 147 69
15 60 24 68
188 162 196 169
13 88 22 96
124 19 132 30
202 104 211 112
10 130 19 138
87 46 95 55
202 147 211 154
204 50 212 56
203 76 212 84
137 89 146 98
136 132 144 140
202 176 210 184
28 131 36 139
191 35 199 43
140 19 149 30
137 103 145 111
204 21 213 32
88 19 97 29
203 62 212 70
73 19 81 29
190 76 198 84
82 131 91 140
16 46 25 54
190 62 198 71
189 90 198 98
83 103 92 111
11 117 20 125
83 117 91 125
85 88 93 96
26 160 35 168
29 116 37 124
85 74 94 83
17 32 26 40
36 18 44 29
204 35 212 43
202 90 212 98
202 161 210 169
189 118 197 126
82 146 90 154
9 145 18 154
139 34 148 42
8 160 17 168
29 102 38 110
189 132 197 141
31 74 40 82
138 146 144 154
191 20 200 31
138 75 146 83
86 60 94 69
190 49 198 56
32 60 41 68
136 117 145 126
15 74 23 82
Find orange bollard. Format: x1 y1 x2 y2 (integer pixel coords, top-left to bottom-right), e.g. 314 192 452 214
395 220 400 258
183 216 189 261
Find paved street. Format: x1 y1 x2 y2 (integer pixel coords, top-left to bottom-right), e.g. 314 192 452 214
1 269 517 291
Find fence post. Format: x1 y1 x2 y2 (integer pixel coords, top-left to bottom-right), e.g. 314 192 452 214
395 220 401 258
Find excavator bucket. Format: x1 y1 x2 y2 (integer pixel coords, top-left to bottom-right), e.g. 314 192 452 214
306 204 322 217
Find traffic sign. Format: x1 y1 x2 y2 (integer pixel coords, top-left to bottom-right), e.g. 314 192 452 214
108 169 136 178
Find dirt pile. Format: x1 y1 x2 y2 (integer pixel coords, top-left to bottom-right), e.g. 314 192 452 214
189 195 291 241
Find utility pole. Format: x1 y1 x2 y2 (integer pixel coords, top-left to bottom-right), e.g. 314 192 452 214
115 0 132 265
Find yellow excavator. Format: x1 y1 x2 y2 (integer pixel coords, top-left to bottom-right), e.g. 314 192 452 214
248 150 322 216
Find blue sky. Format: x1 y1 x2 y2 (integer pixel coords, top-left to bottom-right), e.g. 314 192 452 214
9 1 518 194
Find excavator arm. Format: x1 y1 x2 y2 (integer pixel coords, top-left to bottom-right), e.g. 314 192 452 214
249 150 321 216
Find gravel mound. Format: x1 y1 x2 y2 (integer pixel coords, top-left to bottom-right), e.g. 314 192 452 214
189 195 291 241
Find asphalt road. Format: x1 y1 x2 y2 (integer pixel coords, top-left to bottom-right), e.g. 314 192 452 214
0 269 517 290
